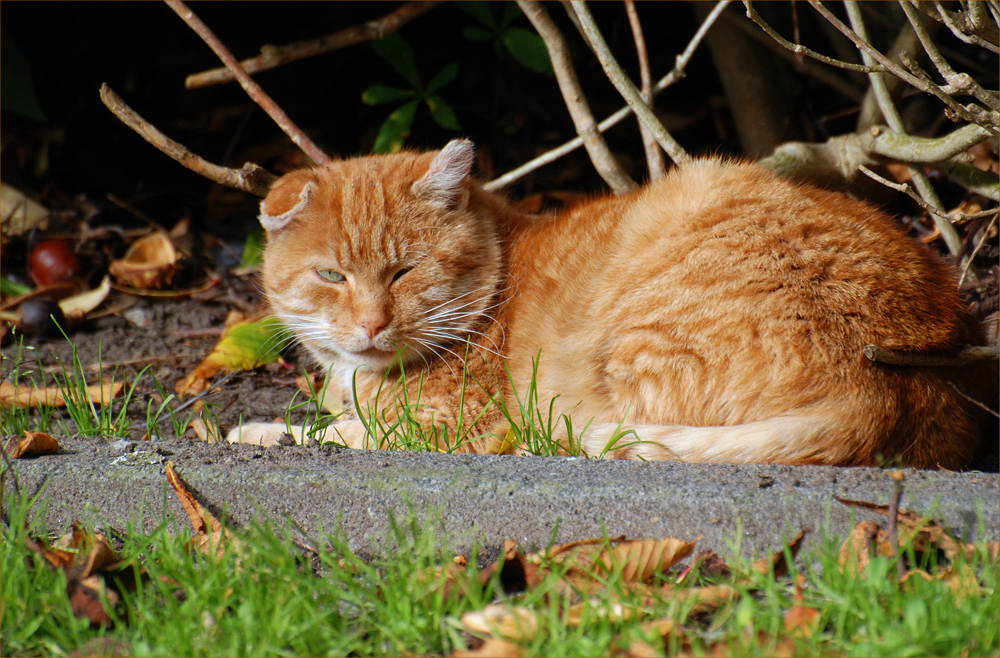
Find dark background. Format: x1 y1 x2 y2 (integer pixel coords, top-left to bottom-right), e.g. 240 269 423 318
1 1 865 237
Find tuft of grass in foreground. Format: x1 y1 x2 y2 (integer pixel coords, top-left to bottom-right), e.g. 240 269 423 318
2 480 997 658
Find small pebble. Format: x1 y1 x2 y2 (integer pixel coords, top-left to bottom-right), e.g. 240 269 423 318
277 432 296 446
123 307 152 328
111 439 135 454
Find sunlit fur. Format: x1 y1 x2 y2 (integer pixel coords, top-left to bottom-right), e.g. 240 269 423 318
236 140 995 468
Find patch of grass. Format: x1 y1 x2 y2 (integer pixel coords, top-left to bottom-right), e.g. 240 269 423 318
3 479 996 657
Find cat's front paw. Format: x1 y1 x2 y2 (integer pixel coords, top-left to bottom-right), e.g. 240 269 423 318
225 422 293 447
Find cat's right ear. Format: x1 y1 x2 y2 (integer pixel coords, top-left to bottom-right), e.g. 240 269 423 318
259 173 318 233
412 139 475 210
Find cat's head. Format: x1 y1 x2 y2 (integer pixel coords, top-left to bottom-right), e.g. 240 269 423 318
257 139 502 375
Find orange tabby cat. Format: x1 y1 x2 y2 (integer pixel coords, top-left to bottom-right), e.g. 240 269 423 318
228 139 993 468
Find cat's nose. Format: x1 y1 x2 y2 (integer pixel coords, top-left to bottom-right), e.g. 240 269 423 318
358 313 390 340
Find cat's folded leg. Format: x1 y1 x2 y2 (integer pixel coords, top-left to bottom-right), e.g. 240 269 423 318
570 413 845 464
225 419 371 449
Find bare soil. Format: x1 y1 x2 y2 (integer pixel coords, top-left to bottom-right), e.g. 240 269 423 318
2 276 303 441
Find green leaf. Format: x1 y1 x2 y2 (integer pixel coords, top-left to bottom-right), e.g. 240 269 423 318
426 96 460 131
240 228 266 268
455 1 496 29
501 2 523 27
1 276 31 297
426 63 459 95
0 28 47 122
502 27 554 76
372 100 420 154
371 33 422 90
462 26 495 42
362 85 419 105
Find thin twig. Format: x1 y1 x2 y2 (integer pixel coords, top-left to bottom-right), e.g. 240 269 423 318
185 2 444 88
569 1 691 165
164 0 332 166
724 8 864 101
624 0 666 180
925 1 1000 54
743 0 890 72
99 84 277 197
948 381 1000 418
516 0 637 194
959 213 999 287
863 343 1000 366
485 0 728 190
898 1 999 111
810 0 998 133
856 165 946 216
845 1 962 256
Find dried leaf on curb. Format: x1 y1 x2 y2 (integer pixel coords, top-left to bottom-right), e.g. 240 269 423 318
0 380 124 409
543 536 698 582
461 604 539 641
5 431 60 458
175 315 290 396
838 521 893 572
751 531 805 578
453 637 524 657
164 461 241 561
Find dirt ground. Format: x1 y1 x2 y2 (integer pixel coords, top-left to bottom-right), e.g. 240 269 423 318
1 276 308 442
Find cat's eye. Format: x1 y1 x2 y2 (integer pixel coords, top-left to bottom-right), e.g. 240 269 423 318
317 269 346 283
392 266 413 282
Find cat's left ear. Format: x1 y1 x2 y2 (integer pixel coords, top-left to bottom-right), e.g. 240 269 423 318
412 139 474 211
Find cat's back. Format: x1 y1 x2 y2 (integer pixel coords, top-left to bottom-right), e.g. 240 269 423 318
578 158 976 354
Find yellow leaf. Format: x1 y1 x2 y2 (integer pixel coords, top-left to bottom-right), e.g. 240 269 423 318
176 316 290 396
461 604 539 641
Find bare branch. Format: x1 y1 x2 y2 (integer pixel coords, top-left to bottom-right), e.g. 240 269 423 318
625 0 666 180
185 2 444 88
867 123 994 162
485 0 727 191
164 0 332 166
845 1 961 256
743 0 890 72
516 0 637 194
809 0 998 133
898 1 999 110
724 8 864 102
99 83 276 198
569 1 691 165
924 1 1000 52
864 343 999 366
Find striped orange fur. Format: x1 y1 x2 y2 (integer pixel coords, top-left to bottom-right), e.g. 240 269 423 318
229 140 994 468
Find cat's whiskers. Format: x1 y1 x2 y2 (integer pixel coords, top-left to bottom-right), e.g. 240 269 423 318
408 336 458 378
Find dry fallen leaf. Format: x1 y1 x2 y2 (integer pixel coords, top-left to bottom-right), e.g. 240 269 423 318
175 315 290 396
481 540 542 594
783 574 821 638
0 380 124 409
1 180 49 236
453 637 524 657
544 536 698 582
6 431 60 458
58 276 111 319
165 461 243 562
462 604 540 641
23 523 137 628
751 531 805 578
109 231 180 290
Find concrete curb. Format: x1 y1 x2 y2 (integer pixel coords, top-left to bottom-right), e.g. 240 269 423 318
3 436 997 560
